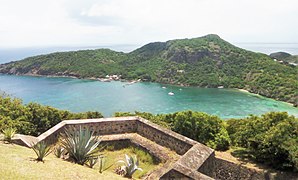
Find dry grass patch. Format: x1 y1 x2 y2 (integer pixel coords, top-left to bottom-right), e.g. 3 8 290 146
0 141 125 180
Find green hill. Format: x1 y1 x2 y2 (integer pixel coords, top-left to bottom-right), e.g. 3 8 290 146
0 34 297 105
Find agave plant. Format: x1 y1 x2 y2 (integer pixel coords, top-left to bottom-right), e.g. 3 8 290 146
60 126 101 165
54 145 66 158
87 156 98 168
2 127 16 143
117 154 143 178
32 141 52 162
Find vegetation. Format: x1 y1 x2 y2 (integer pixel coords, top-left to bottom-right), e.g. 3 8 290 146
115 111 230 150
99 156 108 173
53 144 65 158
31 141 52 161
60 126 102 165
1 34 297 105
2 127 16 143
117 154 143 178
102 144 159 178
115 111 298 171
0 91 297 172
87 156 99 168
226 112 298 171
270 52 298 64
0 93 103 136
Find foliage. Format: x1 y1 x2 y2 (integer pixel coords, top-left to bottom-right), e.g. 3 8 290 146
2 127 16 143
1 34 297 105
131 147 154 165
31 141 52 162
115 111 230 150
98 155 113 173
117 154 142 178
87 156 98 168
114 111 171 128
226 112 298 171
0 94 103 136
59 126 101 165
170 111 230 150
54 144 65 158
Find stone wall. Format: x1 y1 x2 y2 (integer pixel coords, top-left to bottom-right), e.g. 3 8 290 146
136 118 195 155
19 117 215 180
65 119 138 135
38 117 200 157
213 157 266 180
38 118 138 145
15 116 291 180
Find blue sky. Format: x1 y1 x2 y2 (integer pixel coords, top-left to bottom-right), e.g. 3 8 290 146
0 0 297 48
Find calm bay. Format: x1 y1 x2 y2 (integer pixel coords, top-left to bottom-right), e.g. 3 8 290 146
0 74 297 119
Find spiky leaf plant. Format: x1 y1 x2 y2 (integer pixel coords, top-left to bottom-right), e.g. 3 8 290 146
60 126 101 165
117 154 143 178
32 141 52 162
2 127 16 143
87 156 98 168
54 145 66 158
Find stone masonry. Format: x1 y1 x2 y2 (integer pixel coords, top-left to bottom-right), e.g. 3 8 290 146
14 116 215 179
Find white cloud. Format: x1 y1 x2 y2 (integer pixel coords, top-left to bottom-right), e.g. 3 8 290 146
0 0 297 48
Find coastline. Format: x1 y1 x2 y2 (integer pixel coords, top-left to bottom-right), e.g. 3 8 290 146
237 88 295 107
0 73 296 107
237 88 261 97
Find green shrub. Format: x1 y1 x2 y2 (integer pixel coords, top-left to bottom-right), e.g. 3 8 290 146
227 112 298 171
171 111 230 150
0 94 103 137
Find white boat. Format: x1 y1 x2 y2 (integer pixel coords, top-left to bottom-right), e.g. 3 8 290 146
162 86 166 89
168 92 174 96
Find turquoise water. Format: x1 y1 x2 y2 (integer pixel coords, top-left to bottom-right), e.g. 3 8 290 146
0 74 297 119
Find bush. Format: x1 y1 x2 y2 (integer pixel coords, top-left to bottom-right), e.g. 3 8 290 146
114 110 230 150
227 112 298 171
171 111 230 150
0 94 103 136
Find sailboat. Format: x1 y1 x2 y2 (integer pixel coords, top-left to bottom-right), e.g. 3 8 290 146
168 92 174 96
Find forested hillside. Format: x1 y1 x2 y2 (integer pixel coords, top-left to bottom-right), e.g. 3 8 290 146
0 34 297 105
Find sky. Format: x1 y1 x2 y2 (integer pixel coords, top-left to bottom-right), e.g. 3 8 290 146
0 0 298 48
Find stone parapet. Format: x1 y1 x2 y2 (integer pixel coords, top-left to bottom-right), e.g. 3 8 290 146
15 116 215 179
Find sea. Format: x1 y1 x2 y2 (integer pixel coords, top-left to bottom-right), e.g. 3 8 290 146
0 43 297 119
